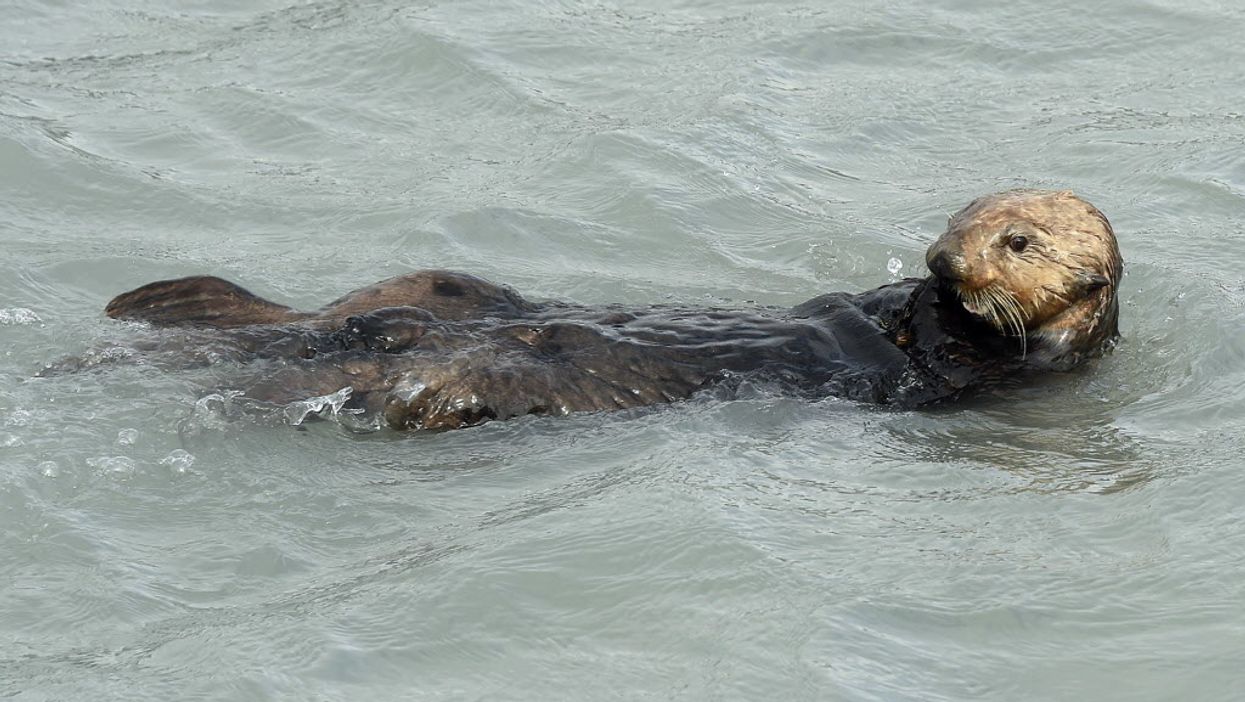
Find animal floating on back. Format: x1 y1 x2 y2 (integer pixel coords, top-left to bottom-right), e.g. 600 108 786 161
52 190 1121 431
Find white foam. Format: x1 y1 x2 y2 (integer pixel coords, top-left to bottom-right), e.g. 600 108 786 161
0 308 42 326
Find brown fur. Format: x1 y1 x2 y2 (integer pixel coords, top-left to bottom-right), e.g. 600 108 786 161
925 189 1122 363
76 189 1123 430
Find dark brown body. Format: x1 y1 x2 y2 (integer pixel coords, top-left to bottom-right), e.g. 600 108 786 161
63 190 1122 431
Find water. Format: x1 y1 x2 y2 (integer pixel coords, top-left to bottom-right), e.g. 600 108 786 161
3 0 1245 699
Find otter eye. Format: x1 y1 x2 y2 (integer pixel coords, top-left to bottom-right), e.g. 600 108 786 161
1008 235 1029 253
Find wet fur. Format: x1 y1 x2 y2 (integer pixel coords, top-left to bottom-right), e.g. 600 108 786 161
60 190 1122 431
925 190 1122 370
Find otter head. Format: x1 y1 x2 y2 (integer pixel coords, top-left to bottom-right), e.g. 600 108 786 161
924 189 1122 364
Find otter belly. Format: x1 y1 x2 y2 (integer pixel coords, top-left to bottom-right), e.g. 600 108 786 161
237 297 921 431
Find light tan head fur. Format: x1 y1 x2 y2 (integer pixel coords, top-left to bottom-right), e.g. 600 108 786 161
925 189 1122 360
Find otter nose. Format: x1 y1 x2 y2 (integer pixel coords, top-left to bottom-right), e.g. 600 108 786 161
925 242 964 281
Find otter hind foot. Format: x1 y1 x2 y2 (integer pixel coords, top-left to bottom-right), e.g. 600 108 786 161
105 275 308 328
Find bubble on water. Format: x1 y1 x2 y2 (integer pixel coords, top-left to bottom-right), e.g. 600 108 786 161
87 455 137 475
1 433 24 448
194 392 233 414
886 256 903 277
159 449 196 474
84 346 135 366
37 461 59 477
117 428 139 446
5 409 35 427
0 308 42 325
186 390 245 431
283 386 354 426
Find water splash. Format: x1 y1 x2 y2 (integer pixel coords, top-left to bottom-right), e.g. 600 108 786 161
886 256 903 278
185 390 247 432
282 386 355 426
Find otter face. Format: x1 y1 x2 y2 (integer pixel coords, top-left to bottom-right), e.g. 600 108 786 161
925 189 1122 359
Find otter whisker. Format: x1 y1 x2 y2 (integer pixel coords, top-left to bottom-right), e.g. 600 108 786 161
988 288 1009 331
995 286 1028 357
971 285 1027 358
991 285 1020 351
997 288 1021 334
979 287 1002 327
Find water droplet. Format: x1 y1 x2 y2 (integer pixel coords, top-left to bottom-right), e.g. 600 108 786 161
283 386 354 425
886 257 903 276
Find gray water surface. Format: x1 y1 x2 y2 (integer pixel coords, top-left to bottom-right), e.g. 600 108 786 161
3 1 1245 700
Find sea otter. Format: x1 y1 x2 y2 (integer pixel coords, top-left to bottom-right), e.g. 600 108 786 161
58 189 1121 431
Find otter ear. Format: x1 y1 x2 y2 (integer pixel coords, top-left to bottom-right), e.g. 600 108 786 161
1076 272 1111 292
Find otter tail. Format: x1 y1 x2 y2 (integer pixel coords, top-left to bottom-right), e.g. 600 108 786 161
105 275 309 328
